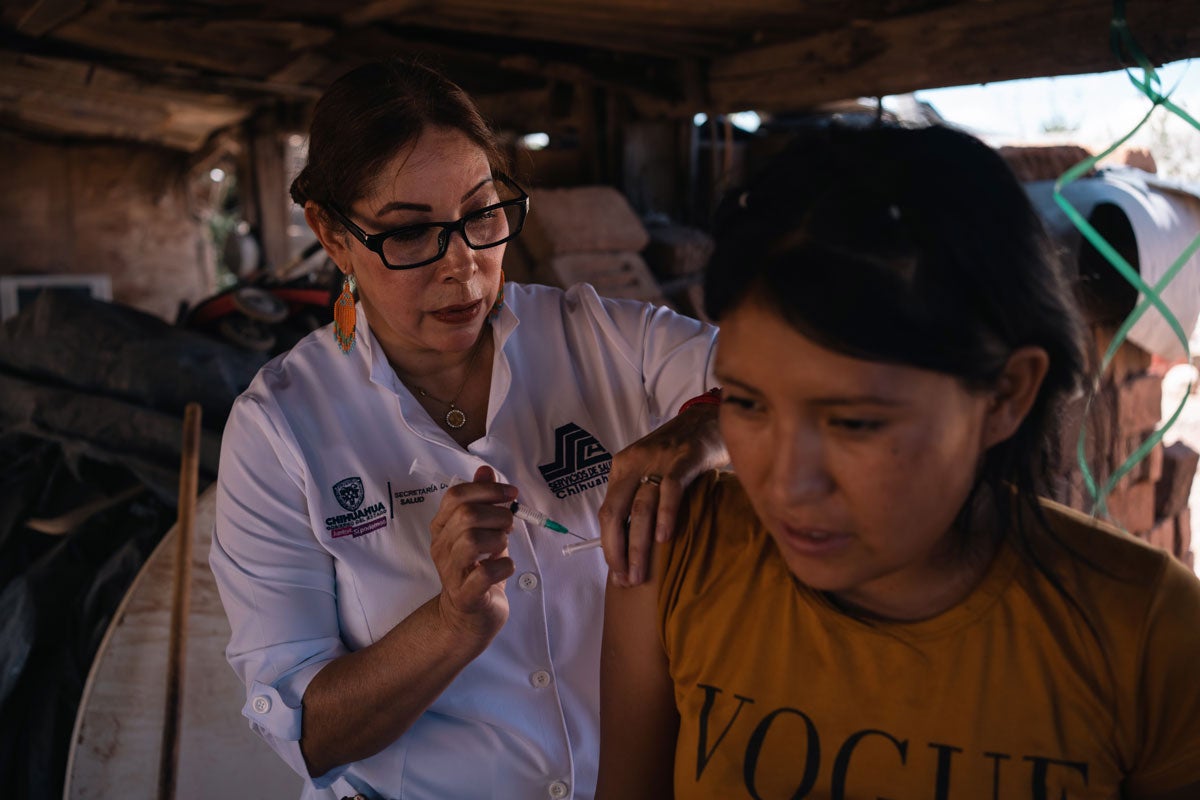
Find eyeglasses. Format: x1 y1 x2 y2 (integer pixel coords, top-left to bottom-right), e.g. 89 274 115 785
328 174 529 270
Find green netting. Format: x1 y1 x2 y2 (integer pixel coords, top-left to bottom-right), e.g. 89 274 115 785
1052 0 1200 522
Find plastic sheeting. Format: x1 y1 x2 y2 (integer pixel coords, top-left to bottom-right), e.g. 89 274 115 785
0 291 267 800
1026 168 1200 361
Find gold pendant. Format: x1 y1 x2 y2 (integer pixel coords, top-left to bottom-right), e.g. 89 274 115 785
445 405 467 429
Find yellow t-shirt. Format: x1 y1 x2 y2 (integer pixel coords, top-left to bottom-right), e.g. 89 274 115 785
657 471 1200 799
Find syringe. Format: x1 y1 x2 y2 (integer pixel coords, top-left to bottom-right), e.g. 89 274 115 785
408 457 579 538
560 538 603 556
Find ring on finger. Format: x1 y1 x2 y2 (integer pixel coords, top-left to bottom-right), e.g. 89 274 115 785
639 474 663 487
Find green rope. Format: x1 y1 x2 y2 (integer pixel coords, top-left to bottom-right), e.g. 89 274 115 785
1053 2 1200 523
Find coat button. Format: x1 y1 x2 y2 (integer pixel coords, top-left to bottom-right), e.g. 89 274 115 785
252 695 272 714
529 670 552 689
548 780 569 798
518 572 539 591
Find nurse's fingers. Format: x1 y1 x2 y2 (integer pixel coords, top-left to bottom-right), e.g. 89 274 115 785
430 465 515 558
439 555 513 640
651 473 686 544
429 466 517 530
459 555 515 599
623 473 669 586
451 526 512 565
431 502 511 561
597 467 641 582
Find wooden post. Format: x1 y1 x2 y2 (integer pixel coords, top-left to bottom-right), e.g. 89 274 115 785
158 402 202 800
720 114 734 196
679 117 699 226
605 88 623 190
245 110 291 276
578 83 600 185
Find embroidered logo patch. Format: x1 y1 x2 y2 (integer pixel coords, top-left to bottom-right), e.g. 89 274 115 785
538 422 612 499
326 476 386 539
333 477 365 512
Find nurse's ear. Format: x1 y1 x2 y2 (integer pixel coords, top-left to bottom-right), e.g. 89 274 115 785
305 201 354 271
981 346 1051 449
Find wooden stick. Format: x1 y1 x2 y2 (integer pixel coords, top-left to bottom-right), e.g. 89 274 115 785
158 402 202 800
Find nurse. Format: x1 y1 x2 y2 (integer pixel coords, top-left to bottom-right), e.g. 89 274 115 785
210 59 725 799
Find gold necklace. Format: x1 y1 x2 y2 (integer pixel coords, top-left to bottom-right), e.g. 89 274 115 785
414 335 485 430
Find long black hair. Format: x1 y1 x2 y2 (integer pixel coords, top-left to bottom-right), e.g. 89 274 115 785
705 124 1087 558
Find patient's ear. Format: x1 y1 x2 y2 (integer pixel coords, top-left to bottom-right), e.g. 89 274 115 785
982 346 1050 448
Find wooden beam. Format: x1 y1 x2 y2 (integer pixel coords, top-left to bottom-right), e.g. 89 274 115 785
55 11 334 78
342 0 431 27
395 0 830 57
178 73 324 101
268 51 335 87
187 129 242 178
0 53 252 150
710 0 1200 112
0 27 322 103
16 0 87 37
471 87 555 132
413 7 730 60
324 25 694 107
494 53 689 106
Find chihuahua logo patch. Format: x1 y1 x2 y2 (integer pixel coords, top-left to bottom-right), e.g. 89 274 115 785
333 477 365 512
327 476 386 539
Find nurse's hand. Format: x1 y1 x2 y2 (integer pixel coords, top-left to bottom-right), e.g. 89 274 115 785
598 401 727 587
430 465 518 642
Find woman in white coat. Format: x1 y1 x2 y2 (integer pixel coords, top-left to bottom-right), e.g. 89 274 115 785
209 59 725 800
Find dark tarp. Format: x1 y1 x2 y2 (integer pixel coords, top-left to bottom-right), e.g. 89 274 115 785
0 290 268 799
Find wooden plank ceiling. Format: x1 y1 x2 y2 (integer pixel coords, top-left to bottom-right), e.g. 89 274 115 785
0 0 1196 152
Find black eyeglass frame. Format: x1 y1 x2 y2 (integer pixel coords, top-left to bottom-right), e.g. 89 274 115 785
327 173 529 271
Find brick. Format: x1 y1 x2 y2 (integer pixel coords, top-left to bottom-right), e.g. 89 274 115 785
999 145 1093 183
1062 474 1125 518
1146 441 1165 484
1059 374 1165 510
1146 516 1175 554
1103 479 1156 535
1092 326 1153 383
1112 437 1163 491
1058 386 1115 472
1177 508 1192 557
1116 373 1163 433
1155 442 1199 518
1056 398 1084 473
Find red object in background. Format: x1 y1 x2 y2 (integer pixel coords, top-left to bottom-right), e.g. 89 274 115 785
186 286 331 326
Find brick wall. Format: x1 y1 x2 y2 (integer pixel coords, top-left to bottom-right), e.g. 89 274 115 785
0 133 217 322
1059 324 1197 568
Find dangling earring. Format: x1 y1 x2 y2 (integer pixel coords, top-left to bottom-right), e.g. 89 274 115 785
489 269 506 320
334 273 357 353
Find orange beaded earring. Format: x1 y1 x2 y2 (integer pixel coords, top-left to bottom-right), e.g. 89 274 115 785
333 273 357 353
489 269 506 320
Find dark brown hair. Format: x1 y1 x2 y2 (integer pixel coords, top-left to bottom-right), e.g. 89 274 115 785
706 124 1086 518
290 59 507 220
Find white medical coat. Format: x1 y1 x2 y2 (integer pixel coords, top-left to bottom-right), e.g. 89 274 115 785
209 282 718 799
